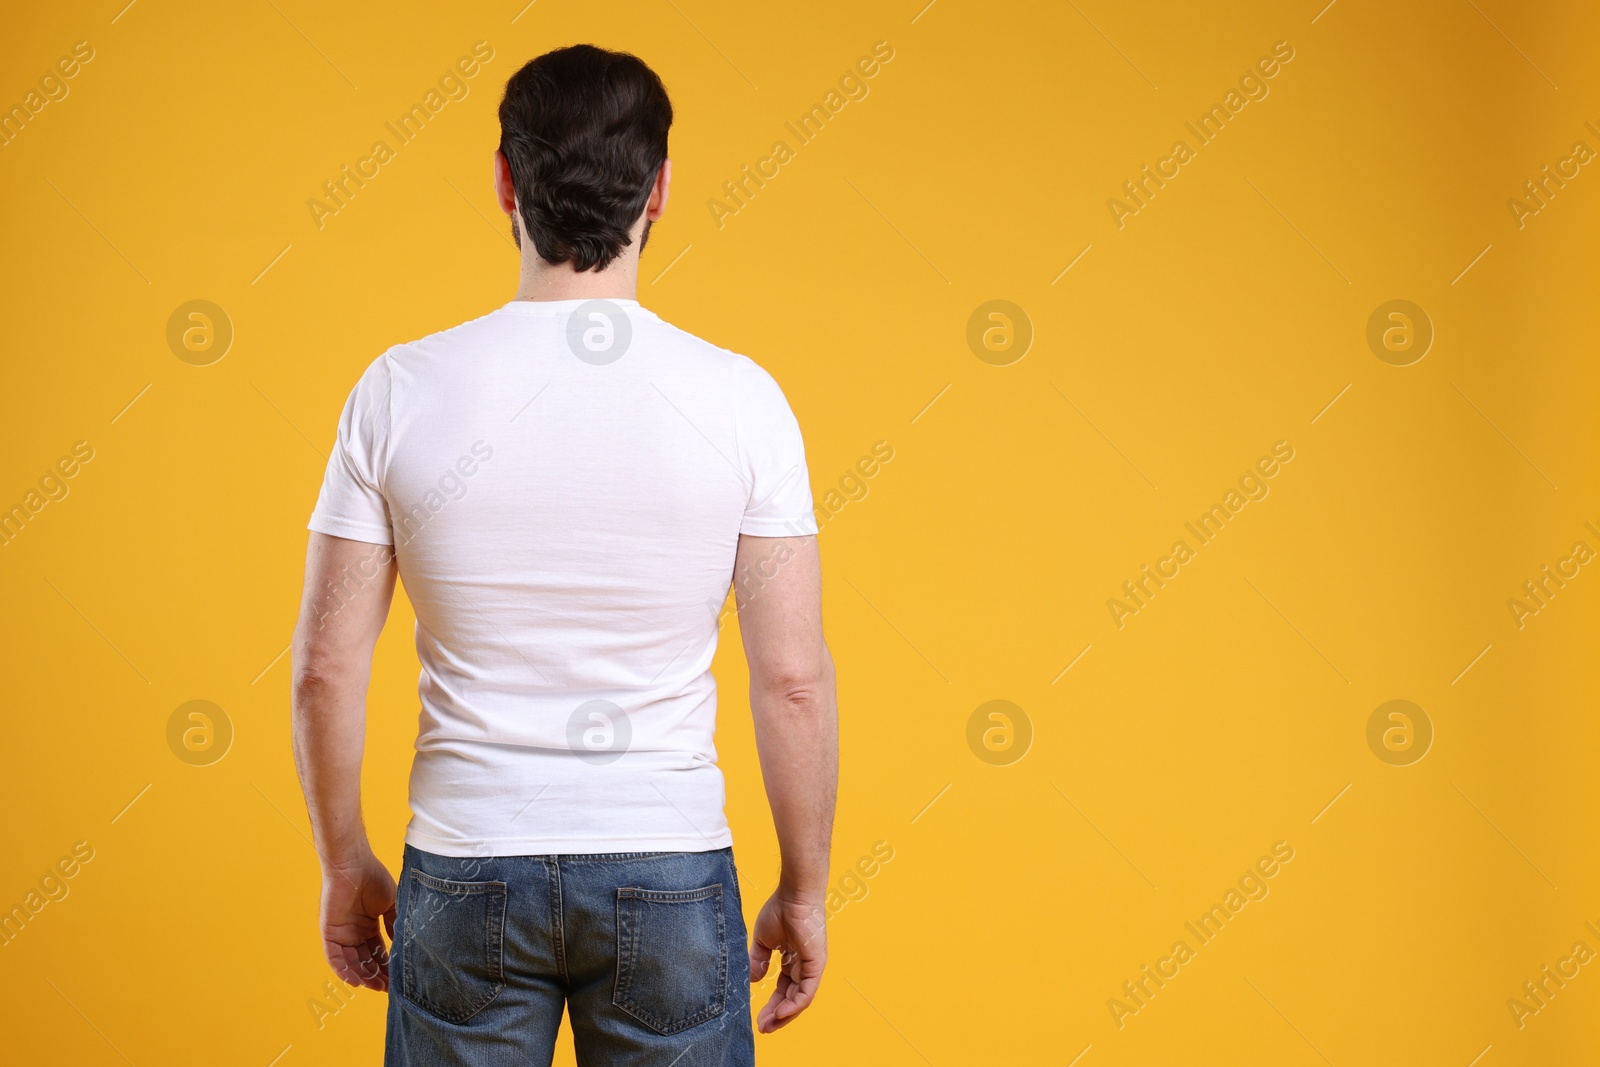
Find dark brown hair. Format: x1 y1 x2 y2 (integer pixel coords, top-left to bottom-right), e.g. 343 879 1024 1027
497 45 673 272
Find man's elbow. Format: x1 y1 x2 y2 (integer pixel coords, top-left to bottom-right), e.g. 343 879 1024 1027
290 645 366 708
290 664 340 711
752 650 835 714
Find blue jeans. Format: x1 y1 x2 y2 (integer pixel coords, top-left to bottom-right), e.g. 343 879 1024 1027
385 844 755 1066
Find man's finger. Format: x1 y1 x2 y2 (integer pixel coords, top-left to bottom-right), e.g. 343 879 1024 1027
329 942 365 987
329 939 387 992
758 961 823 1032
776 974 818 1021
370 936 391 991
748 928 781 983
358 936 390 989
363 938 391 991
757 971 795 1033
756 979 783 1033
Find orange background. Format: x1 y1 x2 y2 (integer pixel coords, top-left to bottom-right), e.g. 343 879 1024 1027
2 1 1597 1064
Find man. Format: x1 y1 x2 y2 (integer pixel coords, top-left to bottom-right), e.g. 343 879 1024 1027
290 44 837 1066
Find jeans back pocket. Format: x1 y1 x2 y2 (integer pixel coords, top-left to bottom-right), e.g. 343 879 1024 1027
401 869 507 1024
614 884 728 1035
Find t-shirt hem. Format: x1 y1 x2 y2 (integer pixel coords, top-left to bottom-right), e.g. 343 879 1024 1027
739 516 818 536
308 513 394 546
403 826 734 858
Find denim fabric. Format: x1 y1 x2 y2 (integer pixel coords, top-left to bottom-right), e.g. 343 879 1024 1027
385 844 754 1067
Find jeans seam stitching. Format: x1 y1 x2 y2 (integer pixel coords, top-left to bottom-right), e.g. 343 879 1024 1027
549 858 569 986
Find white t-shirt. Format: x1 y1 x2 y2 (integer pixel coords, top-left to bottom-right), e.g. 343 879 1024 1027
308 298 816 857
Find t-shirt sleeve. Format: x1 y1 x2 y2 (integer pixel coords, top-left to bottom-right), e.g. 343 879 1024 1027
737 362 818 536
308 356 395 546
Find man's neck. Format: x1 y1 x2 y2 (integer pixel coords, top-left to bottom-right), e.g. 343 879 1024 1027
512 254 640 303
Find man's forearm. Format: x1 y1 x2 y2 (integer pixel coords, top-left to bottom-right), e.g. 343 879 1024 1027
290 533 395 869
291 662 374 868
749 648 839 898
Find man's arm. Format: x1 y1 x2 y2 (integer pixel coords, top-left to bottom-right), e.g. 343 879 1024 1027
290 532 398 992
733 533 838 1034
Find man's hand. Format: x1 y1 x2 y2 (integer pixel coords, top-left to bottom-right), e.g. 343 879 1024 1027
320 849 397 992
748 889 827 1033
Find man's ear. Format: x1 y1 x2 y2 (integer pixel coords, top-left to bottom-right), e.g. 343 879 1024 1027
494 150 517 214
646 159 672 221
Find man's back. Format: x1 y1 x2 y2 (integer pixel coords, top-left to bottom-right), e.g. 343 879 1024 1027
310 298 815 855
290 45 836 1064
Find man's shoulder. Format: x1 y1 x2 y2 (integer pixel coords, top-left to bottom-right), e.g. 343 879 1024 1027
381 306 510 366
640 310 769 378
